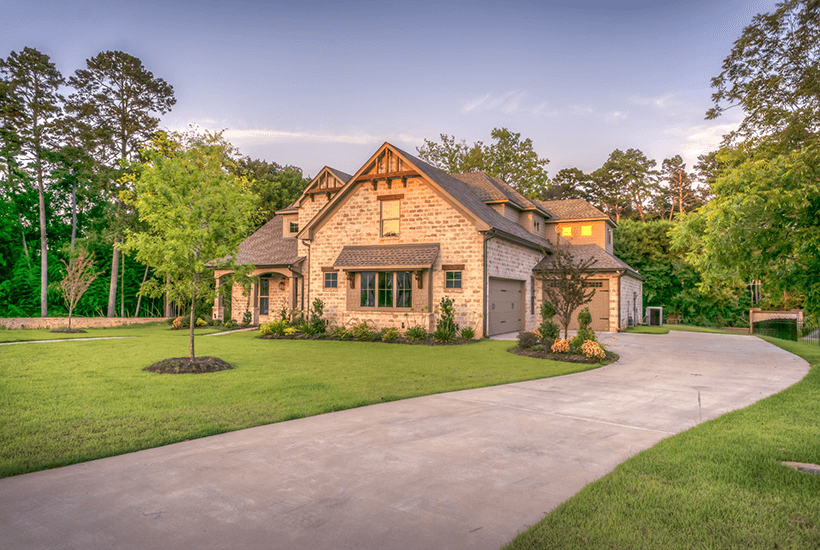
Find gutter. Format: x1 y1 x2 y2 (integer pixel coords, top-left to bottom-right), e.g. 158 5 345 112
482 229 498 338
301 240 311 314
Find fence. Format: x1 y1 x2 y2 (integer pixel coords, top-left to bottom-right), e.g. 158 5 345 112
752 318 819 345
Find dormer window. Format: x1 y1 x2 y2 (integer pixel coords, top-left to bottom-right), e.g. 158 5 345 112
289 222 299 234
581 225 592 236
562 226 572 237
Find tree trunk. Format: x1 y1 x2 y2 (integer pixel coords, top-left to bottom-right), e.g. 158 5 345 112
120 252 125 317
70 181 77 252
37 158 47 317
107 243 119 317
67 307 73 331
189 290 196 360
134 264 149 317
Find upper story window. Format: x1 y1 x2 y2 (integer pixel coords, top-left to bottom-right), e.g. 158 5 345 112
533 220 541 234
562 226 572 237
581 225 592 236
381 199 400 237
289 221 299 234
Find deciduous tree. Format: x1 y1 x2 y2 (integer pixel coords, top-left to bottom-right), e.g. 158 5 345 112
122 130 258 362
59 248 97 331
534 243 598 339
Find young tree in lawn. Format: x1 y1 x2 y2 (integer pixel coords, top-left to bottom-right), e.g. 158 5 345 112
122 131 258 363
0 47 64 317
59 248 97 331
535 242 598 339
66 50 175 318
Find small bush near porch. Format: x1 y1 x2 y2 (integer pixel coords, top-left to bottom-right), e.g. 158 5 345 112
0 323 600 478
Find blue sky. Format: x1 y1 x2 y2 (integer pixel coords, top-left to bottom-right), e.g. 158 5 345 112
2 0 778 179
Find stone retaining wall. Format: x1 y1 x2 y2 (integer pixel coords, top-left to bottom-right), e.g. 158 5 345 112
0 317 169 330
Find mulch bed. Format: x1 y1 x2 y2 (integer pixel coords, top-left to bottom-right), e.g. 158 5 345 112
144 356 234 374
508 345 618 364
49 328 87 333
259 334 479 346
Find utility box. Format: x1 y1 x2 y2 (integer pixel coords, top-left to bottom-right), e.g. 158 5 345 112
646 306 663 326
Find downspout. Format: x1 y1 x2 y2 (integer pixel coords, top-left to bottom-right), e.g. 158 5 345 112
616 269 624 332
302 239 311 314
482 229 498 338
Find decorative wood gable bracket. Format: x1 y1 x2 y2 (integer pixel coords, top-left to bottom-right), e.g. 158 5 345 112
354 148 419 190
306 169 347 202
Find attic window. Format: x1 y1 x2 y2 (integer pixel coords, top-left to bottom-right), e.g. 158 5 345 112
381 199 400 237
581 225 592 236
562 226 572 237
290 222 299 233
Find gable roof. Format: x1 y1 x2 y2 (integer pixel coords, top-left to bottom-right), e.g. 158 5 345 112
534 199 614 225
228 215 300 267
293 166 353 209
533 243 643 280
451 171 549 216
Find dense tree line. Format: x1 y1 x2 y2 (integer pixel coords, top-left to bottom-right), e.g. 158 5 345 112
0 48 308 319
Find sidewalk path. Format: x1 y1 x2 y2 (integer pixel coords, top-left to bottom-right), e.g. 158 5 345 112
0 332 809 550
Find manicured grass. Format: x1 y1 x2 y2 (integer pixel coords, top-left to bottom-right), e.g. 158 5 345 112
0 324 601 478
503 336 820 550
624 324 742 335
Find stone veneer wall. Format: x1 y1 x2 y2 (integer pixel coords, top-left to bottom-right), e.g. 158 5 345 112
486 238 546 333
546 219 613 254
0 317 168 330
307 177 485 334
619 274 644 328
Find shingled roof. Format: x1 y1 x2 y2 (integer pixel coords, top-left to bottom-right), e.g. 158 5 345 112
533 244 643 280
333 243 440 270
390 145 552 251
534 199 612 223
230 216 300 266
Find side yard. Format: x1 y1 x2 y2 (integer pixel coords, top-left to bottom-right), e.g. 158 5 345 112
0 324 600 478
504 336 820 549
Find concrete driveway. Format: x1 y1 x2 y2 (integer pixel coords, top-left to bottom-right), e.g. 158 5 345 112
0 332 809 550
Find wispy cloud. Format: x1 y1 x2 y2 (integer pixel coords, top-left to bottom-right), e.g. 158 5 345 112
462 90 528 114
681 121 738 159
569 104 594 116
175 124 423 146
630 93 681 110
605 111 628 123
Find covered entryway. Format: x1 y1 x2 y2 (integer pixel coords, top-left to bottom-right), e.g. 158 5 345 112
488 277 525 336
561 279 610 332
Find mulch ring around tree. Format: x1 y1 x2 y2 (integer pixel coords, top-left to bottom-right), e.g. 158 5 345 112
508 345 619 364
49 328 87 333
144 356 234 374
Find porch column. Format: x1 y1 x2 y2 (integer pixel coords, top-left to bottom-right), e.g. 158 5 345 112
289 275 298 319
212 276 224 321
250 282 259 325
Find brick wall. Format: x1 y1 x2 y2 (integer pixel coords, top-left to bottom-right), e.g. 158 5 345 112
307 177 485 334
619 274 644 328
486 238 546 333
0 317 169 330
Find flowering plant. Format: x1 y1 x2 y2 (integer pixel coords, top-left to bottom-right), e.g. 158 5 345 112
581 340 606 360
551 339 570 353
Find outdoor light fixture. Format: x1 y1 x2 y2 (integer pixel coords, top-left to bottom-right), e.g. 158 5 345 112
279 281 286 291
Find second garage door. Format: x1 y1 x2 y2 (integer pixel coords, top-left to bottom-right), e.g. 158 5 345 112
560 279 610 332
488 278 525 336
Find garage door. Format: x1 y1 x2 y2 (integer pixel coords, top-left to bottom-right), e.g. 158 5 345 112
488 278 525 336
563 279 609 332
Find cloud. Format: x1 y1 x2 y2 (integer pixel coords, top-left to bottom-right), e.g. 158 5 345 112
605 111 628 123
175 124 423 146
681 121 738 159
461 90 528 114
569 104 594 116
630 93 681 110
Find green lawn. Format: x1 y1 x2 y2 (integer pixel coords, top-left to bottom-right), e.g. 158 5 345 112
503 336 820 550
0 324 602 478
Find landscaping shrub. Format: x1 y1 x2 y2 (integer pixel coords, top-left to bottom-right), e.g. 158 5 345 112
434 297 458 342
264 319 288 336
380 327 400 342
517 331 539 349
223 319 237 328
241 310 252 326
350 322 375 341
284 327 298 336
295 321 318 336
172 316 184 330
530 344 544 351
460 326 476 341
551 339 570 353
580 340 606 360
195 317 208 327
405 325 427 341
539 302 560 343
570 307 596 350
259 322 275 336
328 325 350 339
309 298 326 333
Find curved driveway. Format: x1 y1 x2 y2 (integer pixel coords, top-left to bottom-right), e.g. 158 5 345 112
0 332 809 550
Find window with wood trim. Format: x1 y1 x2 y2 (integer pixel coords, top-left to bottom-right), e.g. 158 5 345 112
360 271 412 309
562 226 572 237
324 272 337 288
259 278 269 315
445 271 462 289
381 199 400 237
581 225 592 236
289 222 299 233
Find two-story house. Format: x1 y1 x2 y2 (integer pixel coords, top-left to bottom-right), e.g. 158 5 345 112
212 142 643 336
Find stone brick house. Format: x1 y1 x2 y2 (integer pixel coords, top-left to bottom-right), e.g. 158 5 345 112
213 143 643 335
